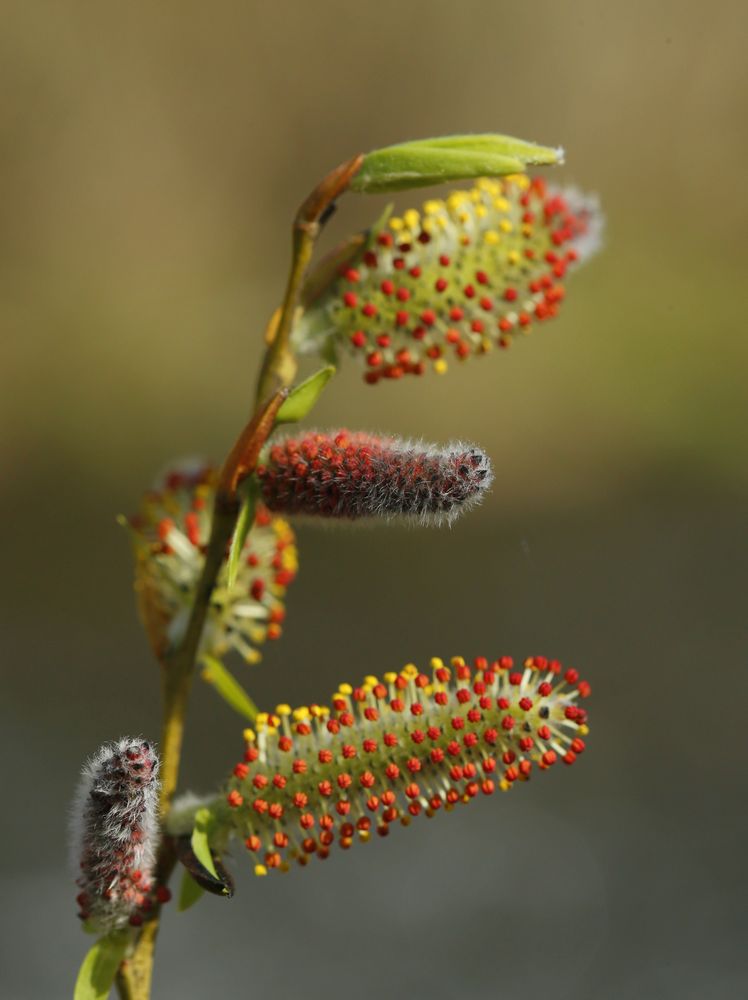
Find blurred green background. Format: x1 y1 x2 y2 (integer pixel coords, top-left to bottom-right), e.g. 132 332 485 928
2 1 747 998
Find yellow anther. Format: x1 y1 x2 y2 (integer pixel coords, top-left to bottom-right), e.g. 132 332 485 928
423 199 444 215
475 205 487 219
383 672 398 684
254 864 268 877
499 780 511 792
433 359 448 375
494 197 510 212
404 209 420 230
264 726 278 737
430 657 444 670
256 712 269 725
522 224 533 237
243 728 256 743
499 219 513 233
275 704 292 716
359 830 371 843
402 663 418 679
578 724 590 736
451 655 466 667
483 230 500 245
507 250 521 265
363 676 379 687
389 217 404 231
338 683 353 696
292 706 310 721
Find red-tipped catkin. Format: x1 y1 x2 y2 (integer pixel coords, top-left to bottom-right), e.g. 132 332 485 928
222 655 590 876
294 176 603 382
256 431 493 524
70 738 161 930
126 461 297 664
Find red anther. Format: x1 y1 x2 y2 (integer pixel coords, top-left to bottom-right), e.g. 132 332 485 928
344 268 360 283
467 708 482 723
318 749 333 764
505 767 518 782
565 668 580 684
405 783 420 799
377 233 393 247
362 303 377 318
504 287 518 302
451 716 465 730
435 278 448 292
129 914 144 927
501 716 515 731
565 706 580 721
380 279 394 295
227 790 243 808
519 736 534 751
563 751 577 765
252 774 268 790
356 817 371 832
479 696 492 710
509 672 523 686
268 803 283 820
449 765 464 781
360 771 375 788
319 831 334 847
406 757 422 773
456 688 471 704
577 681 592 698
482 757 496 773
366 795 380 812
464 284 475 298
272 774 287 789
319 815 334 830
435 691 448 706
155 886 172 904
341 744 357 759
337 773 352 790
366 351 382 368
542 750 557 766
245 746 260 763
465 782 479 798
446 740 461 757
317 780 332 797
376 334 391 348
377 824 390 837
233 763 249 780
571 738 586 754
519 697 533 711
538 682 552 696
273 832 289 849
383 807 398 823
385 763 400 781
340 823 355 839
421 309 436 327
409 266 422 278
343 291 358 308
393 257 405 270
302 837 317 853
502 750 516 765
252 798 267 814
410 730 425 744
390 698 404 712
245 835 261 852
336 801 351 816
484 727 498 745
463 733 478 748
292 759 307 774
519 760 532 777
293 792 308 808
430 747 445 764
446 789 460 805
408 802 422 816
481 780 495 795
277 737 292 752
537 725 551 740
427 726 441 740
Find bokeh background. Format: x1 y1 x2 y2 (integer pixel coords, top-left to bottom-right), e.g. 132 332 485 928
2 1 747 997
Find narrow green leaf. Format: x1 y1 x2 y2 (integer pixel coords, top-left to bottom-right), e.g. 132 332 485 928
226 477 259 589
74 932 129 1000
177 869 206 912
275 365 335 424
350 133 563 193
201 654 259 722
191 808 220 882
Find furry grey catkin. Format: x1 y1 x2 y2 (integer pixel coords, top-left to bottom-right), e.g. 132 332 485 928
70 737 162 930
256 431 493 524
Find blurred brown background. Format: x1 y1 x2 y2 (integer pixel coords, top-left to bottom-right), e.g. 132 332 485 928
2 1 747 998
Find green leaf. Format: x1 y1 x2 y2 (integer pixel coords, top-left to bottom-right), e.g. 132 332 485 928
226 476 259 589
191 808 220 882
350 133 563 193
73 931 130 1000
275 365 335 424
177 869 206 912
201 654 259 722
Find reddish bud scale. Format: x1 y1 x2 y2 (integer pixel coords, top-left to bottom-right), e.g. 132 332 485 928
257 431 492 525
294 178 602 382
70 738 163 931
224 655 590 876
127 462 297 665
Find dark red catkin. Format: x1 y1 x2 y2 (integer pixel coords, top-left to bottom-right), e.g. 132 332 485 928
256 431 493 525
70 738 162 930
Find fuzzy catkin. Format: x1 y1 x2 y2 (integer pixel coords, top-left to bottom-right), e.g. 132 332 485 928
257 431 493 524
70 738 160 930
